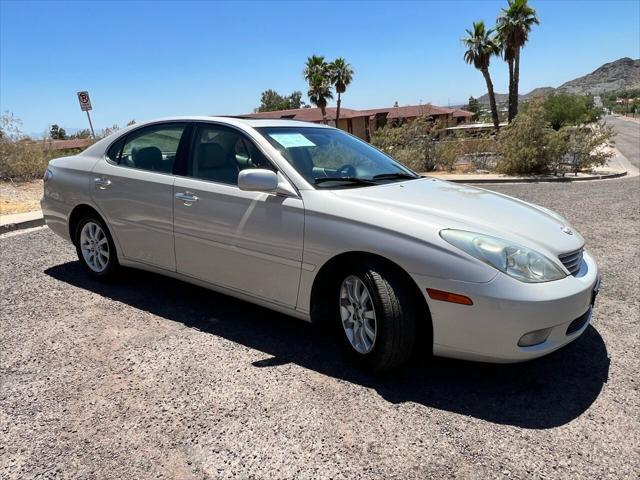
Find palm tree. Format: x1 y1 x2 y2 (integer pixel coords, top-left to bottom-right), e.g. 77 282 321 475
463 21 501 129
304 55 328 83
307 73 333 124
496 0 539 121
329 58 354 125
304 55 333 124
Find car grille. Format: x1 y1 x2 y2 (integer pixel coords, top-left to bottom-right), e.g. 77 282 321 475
559 248 584 276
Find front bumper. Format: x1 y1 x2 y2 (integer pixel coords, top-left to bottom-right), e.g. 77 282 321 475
412 250 600 363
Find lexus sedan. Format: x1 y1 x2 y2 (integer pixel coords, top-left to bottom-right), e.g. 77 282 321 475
41 116 600 371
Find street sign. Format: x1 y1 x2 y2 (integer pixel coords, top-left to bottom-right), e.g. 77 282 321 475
77 91 92 111
77 91 95 138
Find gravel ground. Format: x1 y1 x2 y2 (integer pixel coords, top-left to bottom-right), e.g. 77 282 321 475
1 177 639 479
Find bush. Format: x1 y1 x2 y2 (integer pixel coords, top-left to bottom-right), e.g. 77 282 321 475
497 99 553 174
371 116 441 171
0 112 95 181
497 99 613 175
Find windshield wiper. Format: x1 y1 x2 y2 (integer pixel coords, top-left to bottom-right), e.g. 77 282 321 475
314 177 377 187
372 172 419 181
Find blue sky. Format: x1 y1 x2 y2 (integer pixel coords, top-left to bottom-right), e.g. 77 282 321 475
1 0 639 135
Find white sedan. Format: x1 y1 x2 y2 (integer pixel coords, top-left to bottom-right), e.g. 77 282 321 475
41 117 600 371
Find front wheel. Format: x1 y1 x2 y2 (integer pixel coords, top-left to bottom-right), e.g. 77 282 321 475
74 215 119 279
336 263 417 372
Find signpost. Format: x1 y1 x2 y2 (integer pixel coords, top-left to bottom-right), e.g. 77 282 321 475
77 91 96 138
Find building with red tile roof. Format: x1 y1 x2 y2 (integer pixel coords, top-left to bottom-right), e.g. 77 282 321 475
240 104 473 141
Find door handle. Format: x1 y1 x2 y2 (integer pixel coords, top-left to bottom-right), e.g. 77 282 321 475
175 191 199 206
94 177 112 189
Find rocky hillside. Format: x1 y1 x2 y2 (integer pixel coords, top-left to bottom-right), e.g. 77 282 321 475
477 57 640 105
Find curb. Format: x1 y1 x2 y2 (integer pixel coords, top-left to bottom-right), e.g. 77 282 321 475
0 214 45 234
442 170 628 184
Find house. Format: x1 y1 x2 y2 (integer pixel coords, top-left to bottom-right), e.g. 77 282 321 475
240 104 473 141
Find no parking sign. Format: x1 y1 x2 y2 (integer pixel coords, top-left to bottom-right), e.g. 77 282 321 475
77 91 92 111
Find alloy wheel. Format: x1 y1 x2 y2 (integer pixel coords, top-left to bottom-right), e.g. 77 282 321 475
339 275 377 354
80 221 110 273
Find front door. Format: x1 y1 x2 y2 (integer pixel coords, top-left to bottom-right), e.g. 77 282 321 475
172 122 304 307
91 122 189 270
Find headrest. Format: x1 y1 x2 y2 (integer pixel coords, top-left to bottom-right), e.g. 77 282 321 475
198 143 227 169
288 147 314 179
133 146 162 170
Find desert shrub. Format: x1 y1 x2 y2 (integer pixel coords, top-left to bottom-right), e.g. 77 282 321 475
0 141 50 180
496 99 557 174
547 124 614 174
0 112 94 181
497 100 614 175
371 116 440 171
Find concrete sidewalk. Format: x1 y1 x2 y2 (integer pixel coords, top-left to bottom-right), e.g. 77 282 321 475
426 147 636 183
0 210 45 233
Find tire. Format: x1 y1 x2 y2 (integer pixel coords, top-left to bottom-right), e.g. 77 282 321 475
334 261 417 372
74 214 119 279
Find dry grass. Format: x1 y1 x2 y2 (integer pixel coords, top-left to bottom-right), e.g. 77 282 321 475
0 180 43 215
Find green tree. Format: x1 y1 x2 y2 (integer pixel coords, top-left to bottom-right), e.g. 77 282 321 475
542 93 602 130
463 21 501 129
288 91 304 109
329 57 354 125
465 96 482 120
307 73 333 124
49 124 67 140
496 0 539 122
257 89 305 112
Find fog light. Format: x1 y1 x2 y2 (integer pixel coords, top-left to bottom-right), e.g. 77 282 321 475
518 328 552 347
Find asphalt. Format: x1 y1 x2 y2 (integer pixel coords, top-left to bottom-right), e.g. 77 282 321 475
1 176 639 479
606 115 640 168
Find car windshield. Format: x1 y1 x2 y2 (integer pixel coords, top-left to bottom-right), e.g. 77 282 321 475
256 126 419 188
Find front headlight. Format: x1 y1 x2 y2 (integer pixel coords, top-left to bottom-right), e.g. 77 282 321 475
440 229 566 283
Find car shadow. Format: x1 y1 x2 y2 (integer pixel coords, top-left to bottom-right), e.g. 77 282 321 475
45 262 610 429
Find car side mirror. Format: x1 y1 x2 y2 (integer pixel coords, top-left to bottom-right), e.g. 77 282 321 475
238 169 279 193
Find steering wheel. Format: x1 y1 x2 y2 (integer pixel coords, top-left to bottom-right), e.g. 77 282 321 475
337 164 356 177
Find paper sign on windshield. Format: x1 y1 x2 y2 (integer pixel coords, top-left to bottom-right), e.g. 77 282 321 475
269 133 316 148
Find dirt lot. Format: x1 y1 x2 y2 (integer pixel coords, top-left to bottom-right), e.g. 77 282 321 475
0 180 42 215
1 177 639 479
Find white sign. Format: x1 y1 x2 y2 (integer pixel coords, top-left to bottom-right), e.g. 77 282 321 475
77 91 92 111
268 133 316 148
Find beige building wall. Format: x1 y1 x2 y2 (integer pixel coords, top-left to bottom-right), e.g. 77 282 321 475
351 117 368 140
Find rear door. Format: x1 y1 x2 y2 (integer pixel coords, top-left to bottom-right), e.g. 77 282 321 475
172 122 304 307
91 122 190 270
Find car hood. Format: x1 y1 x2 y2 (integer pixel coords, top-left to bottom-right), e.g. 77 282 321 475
331 178 584 257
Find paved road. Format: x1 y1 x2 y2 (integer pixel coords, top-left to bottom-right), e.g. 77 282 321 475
606 115 640 168
1 178 639 479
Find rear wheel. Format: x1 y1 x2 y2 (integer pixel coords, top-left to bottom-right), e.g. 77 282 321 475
74 215 119 278
335 262 417 372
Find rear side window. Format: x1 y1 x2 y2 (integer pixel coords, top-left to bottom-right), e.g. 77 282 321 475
119 123 187 173
106 137 125 164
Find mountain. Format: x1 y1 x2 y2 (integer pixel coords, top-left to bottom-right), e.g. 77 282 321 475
557 57 640 94
475 57 640 106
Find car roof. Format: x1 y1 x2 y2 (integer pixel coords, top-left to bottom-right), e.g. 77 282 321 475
127 116 330 130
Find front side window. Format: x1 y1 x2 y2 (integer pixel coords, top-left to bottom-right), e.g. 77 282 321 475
188 124 275 185
256 127 417 188
119 123 187 173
